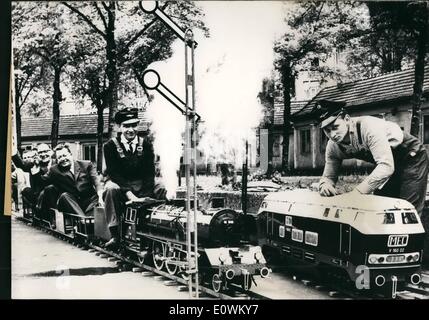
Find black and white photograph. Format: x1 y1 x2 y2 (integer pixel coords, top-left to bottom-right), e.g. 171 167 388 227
8 0 429 300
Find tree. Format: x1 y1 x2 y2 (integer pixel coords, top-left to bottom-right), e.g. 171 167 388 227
12 2 81 148
62 1 209 137
12 3 50 147
68 46 107 171
257 77 275 173
356 1 429 137
12 51 49 147
409 2 429 138
274 2 365 172
63 1 208 172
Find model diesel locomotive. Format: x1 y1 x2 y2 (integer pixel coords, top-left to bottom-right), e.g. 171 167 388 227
257 189 425 297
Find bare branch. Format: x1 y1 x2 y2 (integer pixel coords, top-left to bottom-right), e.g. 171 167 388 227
315 2 325 22
93 2 108 30
20 82 38 108
61 2 106 39
121 3 169 55
101 1 111 11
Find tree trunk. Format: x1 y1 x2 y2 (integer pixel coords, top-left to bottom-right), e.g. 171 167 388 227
410 3 428 138
14 81 22 148
50 66 62 148
96 105 104 173
281 61 293 173
105 3 119 138
267 124 274 176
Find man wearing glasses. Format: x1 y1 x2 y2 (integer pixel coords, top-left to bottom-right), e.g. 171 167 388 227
102 107 167 248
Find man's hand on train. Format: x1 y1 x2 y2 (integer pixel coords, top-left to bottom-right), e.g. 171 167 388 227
319 183 338 197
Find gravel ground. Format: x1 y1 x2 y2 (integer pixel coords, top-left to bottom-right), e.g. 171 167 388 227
179 174 365 194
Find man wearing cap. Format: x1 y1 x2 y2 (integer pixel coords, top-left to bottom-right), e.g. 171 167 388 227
102 107 167 248
317 99 429 216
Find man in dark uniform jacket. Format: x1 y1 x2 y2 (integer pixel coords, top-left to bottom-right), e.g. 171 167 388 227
103 107 167 247
36 143 103 216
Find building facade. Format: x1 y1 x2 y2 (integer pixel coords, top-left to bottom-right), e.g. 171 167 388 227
286 65 429 172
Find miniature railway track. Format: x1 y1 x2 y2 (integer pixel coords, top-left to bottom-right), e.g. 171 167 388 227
269 264 429 300
16 216 429 300
17 217 270 300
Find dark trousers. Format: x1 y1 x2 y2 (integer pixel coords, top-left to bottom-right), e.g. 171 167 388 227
374 149 429 216
22 185 59 220
21 187 37 207
103 181 167 228
57 192 98 216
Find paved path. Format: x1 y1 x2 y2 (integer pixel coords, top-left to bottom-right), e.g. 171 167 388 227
12 216 333 300
12 217 190 299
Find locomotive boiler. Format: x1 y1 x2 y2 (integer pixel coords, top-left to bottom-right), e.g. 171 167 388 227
121 200 270 293
257 189 425 298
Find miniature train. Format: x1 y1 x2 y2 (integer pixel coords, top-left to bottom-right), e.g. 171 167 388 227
18 188 426 298
257 189 425 298
20 198 270 293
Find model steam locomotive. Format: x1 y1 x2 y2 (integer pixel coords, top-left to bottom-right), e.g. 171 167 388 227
21 198 270 293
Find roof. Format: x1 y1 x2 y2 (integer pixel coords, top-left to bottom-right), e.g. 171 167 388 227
293 65 429 120
274 100 308 125
21 111 149 139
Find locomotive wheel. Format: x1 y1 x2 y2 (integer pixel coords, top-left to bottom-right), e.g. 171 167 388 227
152 242 165 270
178 252 189 280
165 249 178 275
212 274 222 293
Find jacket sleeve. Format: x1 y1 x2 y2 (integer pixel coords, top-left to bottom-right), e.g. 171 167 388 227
12 154 33 172
32 166 53 187
355 119 395 194
144 138 156 183
319 141 343 187
103 141 131 192
87 161 102 193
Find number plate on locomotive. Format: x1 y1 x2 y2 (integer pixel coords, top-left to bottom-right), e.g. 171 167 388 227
387 235 408 247
386 255 405 263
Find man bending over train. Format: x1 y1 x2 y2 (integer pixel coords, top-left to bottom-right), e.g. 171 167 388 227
318 99 429 217
103 107 167 248
35 143 103 218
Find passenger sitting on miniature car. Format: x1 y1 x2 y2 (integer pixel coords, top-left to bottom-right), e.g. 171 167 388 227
102 107 167 248
34 143 103 217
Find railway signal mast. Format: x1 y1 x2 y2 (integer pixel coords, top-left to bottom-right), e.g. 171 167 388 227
139 0 200 299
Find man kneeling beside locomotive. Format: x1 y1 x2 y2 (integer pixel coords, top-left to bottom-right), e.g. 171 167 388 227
102 107 168 248
317 99 429 266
